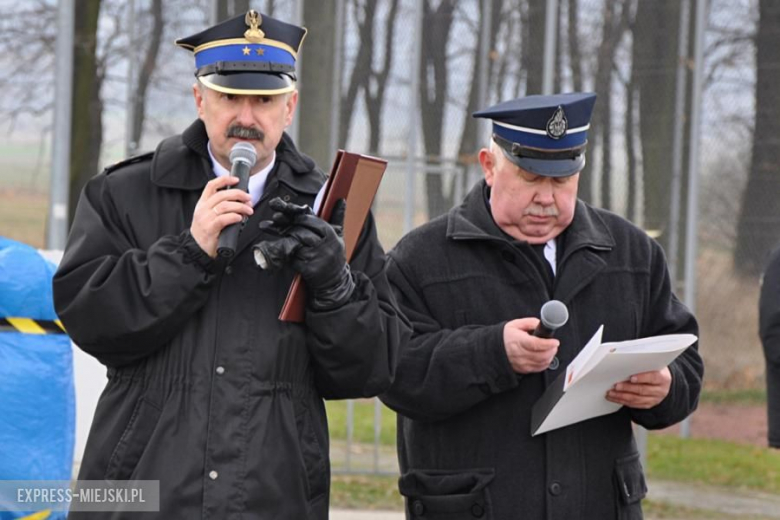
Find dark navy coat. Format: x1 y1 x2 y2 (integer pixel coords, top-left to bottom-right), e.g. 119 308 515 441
54 120 410 519
382 181 703 520
760 245 780 448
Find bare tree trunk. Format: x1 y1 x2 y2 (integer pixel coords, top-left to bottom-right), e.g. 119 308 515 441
420 0 456 219
130 0 164 153
734 0 780 276
567 0 583 92
494 1 520 100
68 0 102 227
634 0 682 251
457 0 502 168
593 0 630 211
214 0 250 22
523 0 546 95
625 43 638 222
299 0 338 168
364 0 400 154
338 0 371 149
554 2 563 93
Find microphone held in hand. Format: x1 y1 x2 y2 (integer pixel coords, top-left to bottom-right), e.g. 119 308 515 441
533 300 569 338
217 142 257 258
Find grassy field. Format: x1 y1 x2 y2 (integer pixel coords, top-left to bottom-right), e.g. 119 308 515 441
647 435 780 493
325 399 397 446
327 396 780 489
327 399 780 518
0 189 49 249
330 476 775 519
700 387 767 405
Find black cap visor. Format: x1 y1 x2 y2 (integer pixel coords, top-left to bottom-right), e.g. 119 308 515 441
198 72 295 96
500 147 585 177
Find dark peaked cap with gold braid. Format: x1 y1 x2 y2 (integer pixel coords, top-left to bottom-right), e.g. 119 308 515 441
176 9 307 96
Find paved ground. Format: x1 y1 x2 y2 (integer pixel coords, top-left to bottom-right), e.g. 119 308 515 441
330 478 780 520
657 402 769 447
648 480 780 519
331 510 402 519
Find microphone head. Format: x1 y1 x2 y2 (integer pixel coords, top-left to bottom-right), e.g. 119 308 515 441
540 300 569 330
229 142 258 167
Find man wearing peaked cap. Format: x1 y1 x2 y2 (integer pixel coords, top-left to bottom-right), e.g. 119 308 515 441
175 9 306 95
474 92 596 177
381 93 702 520
54 10 409 519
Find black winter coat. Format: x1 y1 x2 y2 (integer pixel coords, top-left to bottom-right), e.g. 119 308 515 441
760 245 780 448
53 120 410 519
381 182 703 520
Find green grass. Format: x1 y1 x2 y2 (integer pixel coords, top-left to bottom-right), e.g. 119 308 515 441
327 400 780 495
642 499 775 520
326 399 397 446
330 477 775 518
0 142 51 191
700 387 767 405
646 433 780 493
0 190 49 248
331 475 403 511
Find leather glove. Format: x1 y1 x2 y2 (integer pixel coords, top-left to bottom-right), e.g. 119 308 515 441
253 197 355 310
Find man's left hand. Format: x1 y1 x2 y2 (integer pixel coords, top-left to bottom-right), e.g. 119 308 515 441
606 367 672 409
253 197 355 310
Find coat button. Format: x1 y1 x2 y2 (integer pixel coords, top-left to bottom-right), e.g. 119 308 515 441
471 502 485 517
548 356 560 370
411 500 425 516
209 470 218 480
549 481 562 495
216 366 225 375
225 266 233 275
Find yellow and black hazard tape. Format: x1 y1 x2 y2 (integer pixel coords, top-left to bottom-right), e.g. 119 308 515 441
0 317 67 334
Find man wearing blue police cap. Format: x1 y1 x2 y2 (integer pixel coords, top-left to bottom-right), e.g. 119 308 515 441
382 93 702 519
54 10 409 519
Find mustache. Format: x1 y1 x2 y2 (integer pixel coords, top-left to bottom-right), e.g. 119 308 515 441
226 125 264 140
523 204 559 217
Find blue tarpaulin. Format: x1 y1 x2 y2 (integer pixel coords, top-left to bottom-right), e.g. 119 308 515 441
0 237 74 519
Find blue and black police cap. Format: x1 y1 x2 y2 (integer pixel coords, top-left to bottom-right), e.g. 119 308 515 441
474 92 597 177
176 10 306 96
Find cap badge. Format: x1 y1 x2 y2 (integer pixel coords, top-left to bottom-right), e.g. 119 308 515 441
546 106 568 139
244 10 265 43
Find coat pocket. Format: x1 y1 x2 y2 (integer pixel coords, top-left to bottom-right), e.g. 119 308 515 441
398 468 495 519
104 397 162 481
294 403 327 501
613 452 648 520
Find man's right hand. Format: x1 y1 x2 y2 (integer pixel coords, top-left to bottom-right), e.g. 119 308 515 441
503 318 560 374
191 176 253 257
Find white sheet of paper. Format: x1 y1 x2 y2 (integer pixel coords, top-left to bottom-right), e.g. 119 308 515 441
534 332 697 436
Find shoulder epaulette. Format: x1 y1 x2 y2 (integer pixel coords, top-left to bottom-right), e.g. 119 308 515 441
104 151 154 175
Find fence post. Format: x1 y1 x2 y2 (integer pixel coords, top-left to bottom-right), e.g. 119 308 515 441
47 0 74 250
404 0 424 234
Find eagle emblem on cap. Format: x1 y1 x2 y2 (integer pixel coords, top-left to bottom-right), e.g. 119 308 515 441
244 10 265 42
546 106 568 139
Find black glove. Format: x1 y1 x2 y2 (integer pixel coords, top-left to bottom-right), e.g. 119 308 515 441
253 197 355 310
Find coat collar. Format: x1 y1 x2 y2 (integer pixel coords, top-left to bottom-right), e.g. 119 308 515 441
150 119 322 194
447 180 616 252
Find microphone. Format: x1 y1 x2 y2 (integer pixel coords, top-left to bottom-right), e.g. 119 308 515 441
217 142 257 258
533 300 569 338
